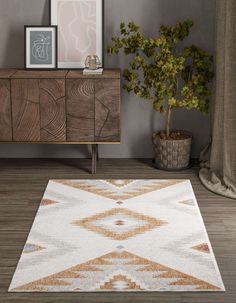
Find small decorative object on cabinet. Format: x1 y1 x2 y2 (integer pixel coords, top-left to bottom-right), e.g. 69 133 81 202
25 26 57 70
108 20 213 171
50 0 104 69
85 55 102 70
0 69 121 174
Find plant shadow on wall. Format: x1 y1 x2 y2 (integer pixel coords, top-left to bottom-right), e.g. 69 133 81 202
108 20 214 171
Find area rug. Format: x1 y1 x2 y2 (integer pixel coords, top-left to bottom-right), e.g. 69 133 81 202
9 179 225 292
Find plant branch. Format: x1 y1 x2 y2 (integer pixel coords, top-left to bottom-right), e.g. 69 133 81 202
166 106 172 138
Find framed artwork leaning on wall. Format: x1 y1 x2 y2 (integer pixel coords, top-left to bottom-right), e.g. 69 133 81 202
50 0 104 69
25 26 58 70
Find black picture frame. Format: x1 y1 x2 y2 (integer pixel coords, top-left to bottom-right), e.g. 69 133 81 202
49 0 104 70
24 25 58 70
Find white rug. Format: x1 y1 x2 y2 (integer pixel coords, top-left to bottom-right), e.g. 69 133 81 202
9 179 225 292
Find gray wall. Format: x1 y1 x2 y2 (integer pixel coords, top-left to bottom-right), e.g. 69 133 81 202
0 0 215 158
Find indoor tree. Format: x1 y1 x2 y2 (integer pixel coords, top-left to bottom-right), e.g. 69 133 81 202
107 20 214 138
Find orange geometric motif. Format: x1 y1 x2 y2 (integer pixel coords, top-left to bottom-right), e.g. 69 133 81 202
72 208 167 240
99 274 143 291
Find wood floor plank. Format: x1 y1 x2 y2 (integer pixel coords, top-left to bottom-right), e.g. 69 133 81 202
0 159 235 303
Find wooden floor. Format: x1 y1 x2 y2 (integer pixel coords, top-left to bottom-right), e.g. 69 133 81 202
0 159 235 303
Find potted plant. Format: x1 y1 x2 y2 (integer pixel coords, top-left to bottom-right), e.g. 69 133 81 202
107 20 214 170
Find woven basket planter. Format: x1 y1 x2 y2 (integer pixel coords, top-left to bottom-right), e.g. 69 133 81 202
153 132 192 171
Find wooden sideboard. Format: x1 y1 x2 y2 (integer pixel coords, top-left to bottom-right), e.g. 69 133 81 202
0 69 121 173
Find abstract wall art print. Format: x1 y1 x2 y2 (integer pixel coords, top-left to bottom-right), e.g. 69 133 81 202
50 0 103 69
25 26 57 69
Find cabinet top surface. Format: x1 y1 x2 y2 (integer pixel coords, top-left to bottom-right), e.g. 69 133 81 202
12 70 69 79
0 69 121 79
0 69 17 78
67 69 121 79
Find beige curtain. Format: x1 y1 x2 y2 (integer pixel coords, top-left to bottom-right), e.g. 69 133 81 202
199 0 236 199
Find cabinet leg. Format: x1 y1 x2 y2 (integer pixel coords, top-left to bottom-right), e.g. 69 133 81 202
92 144 98 174
97 145 99 161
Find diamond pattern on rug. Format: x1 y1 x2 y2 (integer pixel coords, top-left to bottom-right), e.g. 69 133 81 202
9 179 225 292
72 208 166 240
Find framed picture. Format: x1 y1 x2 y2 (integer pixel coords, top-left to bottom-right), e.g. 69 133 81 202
25 26 57 70
50 0 104 69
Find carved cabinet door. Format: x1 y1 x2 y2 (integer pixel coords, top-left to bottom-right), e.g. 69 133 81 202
95 79 120 142
0 79 12 141
11 79 66 142
66 79 95 142
11 79 40 142
39 79 66 142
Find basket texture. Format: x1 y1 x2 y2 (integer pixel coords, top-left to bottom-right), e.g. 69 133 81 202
153 133 192 170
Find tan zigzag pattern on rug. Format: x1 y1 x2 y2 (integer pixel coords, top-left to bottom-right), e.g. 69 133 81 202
55 179 184 200
12 251 220 292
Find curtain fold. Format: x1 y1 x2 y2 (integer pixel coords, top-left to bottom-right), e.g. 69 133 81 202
199 0 236 199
